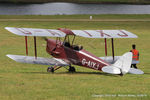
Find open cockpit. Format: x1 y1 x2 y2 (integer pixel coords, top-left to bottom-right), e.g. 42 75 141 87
63 35 83 51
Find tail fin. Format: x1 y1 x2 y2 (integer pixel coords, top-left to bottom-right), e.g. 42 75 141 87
102 52 132 75
113 52 132 74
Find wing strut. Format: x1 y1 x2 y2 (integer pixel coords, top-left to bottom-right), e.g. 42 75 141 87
24 36 37 59
104 38 107 56
111 38 115 60
34 36 37 59
25 36 28 55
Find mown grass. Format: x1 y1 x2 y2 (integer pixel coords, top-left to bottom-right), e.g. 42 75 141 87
0 15 150 100
0 14 150 19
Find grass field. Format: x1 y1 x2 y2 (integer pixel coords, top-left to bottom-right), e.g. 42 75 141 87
0 14 150 100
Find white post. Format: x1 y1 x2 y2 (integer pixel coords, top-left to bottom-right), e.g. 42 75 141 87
90 16 92 20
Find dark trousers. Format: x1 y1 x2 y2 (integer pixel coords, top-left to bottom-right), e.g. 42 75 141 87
131 64 138 69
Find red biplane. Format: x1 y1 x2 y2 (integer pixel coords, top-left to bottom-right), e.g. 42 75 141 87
5 27 143 75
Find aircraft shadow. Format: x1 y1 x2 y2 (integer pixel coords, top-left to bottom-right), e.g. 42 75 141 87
142 72 150 75
22 71 119 77
57 71 119 77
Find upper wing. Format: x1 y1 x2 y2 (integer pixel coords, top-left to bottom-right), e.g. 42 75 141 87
5 27 66 37
7 54 69 66
72 30 137 38
5 27 137 38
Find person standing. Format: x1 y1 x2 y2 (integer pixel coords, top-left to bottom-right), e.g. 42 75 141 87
130 44 139 69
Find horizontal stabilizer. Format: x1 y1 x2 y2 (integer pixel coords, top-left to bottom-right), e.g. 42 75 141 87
128 68 144 74
7 54 69 66
102 66 121 74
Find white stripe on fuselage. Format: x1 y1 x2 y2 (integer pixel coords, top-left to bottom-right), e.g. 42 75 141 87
79 51 109 66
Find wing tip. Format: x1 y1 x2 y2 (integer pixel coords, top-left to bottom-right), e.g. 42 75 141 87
5 27 10 30
6 54 13 59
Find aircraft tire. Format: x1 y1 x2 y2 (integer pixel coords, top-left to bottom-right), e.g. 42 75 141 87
69 66 76 73
47 67 54 73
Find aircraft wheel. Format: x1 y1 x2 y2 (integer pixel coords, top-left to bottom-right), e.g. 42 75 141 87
47 67 54 73
119 73 123 76
69 66 76 73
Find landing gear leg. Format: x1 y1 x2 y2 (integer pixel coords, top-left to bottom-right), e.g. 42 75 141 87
119 73 123 76
69 66 76 73
47 67 54 73
119 69 123 76
47 66 62 73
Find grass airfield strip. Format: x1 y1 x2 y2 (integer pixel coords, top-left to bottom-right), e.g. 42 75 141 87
0 19 150 22
0 15 150 100
0 14 150 21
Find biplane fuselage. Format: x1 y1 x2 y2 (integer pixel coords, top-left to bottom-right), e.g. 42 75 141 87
46 39 110 71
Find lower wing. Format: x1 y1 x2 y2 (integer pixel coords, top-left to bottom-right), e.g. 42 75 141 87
7 54 69 66
99 56 139 64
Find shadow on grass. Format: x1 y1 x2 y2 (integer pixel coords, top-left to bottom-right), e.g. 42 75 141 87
22 71 120 77
143 72 150 75
59 71 120 77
